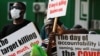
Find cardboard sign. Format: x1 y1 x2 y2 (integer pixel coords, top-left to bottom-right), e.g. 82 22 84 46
56 34 100 56
0 22 42 56
47 0 68 18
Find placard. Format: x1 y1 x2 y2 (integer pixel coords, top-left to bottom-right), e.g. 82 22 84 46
0 22 42 56
56 34 100 56
47 0 68 18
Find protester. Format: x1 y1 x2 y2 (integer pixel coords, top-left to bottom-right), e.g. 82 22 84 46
0 2 31 39
40 17 68 56
40 17 68 40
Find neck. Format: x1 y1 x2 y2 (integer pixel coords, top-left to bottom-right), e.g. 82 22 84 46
13 18 24 25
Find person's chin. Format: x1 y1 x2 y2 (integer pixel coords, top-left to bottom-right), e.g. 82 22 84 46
13 18 21 20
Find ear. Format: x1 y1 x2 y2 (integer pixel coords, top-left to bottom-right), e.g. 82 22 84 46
20 10 25 16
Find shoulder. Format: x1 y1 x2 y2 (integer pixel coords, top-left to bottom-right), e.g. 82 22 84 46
3 22 13 28
24 19 31 23
23 19 31 25
0 22 13 33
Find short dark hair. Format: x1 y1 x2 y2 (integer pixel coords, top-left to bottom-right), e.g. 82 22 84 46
73 24 82 28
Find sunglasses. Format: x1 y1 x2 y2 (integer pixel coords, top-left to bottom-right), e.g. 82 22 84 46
10 6 23 10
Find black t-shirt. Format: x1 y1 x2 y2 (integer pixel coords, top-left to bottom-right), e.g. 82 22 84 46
0 20 30 39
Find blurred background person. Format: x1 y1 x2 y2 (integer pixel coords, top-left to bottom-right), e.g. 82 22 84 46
89 30 97 34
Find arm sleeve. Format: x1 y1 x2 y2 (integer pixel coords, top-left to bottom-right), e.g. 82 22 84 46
40 26 46 40
0 25 8 39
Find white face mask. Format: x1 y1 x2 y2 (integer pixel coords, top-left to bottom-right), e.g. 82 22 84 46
10 8 21 19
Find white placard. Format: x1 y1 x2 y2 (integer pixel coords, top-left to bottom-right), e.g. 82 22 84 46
56 34 100 56
0 22 42 56
47 0 68 18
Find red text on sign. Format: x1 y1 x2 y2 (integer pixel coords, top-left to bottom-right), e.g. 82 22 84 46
30 40 39 47
50 8 63 14
8 53 16 56
16 46 29 55
78 51 100 56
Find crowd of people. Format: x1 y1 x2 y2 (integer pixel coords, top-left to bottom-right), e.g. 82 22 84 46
0 1 97 56
0 1 97 40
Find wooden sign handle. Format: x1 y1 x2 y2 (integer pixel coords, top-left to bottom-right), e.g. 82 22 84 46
52 17 58 32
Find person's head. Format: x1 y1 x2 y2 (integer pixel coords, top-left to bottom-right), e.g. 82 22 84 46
44 18 63 35
73 24 82 29
71 24 82 30
89 31 97 34
10 2 26 20
44 18 54 35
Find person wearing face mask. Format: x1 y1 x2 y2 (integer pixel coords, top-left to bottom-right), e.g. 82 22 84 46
0 2 31 39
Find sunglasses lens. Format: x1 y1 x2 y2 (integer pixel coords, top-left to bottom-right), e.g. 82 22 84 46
11 6 22 10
